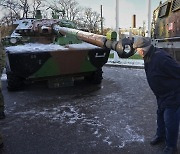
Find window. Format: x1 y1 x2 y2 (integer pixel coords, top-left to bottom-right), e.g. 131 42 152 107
158 2 171 18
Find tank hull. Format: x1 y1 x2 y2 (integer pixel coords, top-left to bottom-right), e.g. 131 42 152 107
6 44 110 80
2 18 126 90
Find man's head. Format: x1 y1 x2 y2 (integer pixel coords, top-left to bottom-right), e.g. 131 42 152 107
133 37 152 57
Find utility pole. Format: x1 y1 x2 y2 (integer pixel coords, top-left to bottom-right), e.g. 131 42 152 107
147 0 151 37
114 0 119 62
100 5 103 35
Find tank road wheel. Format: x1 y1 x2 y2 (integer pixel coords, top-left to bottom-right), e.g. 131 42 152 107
85 68 103 84
7 72 25 91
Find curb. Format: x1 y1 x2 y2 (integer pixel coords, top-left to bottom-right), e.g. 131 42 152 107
105 63 144 69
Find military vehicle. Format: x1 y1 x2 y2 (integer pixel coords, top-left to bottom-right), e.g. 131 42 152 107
1 13 135 91
152 0 180 62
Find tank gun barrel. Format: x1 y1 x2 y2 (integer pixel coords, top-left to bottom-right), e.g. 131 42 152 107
53 25 135 58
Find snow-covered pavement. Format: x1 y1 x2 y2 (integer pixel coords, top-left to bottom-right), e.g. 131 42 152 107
107 58 144 68
1 66 178 154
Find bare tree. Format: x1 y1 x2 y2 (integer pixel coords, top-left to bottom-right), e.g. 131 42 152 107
47 0 81 21
18 0 29 18
32 0 45 18
0 0 20 23
0 12 18 37
83 7 101 33
0 13 11 26
0 0 104 34
18 0 45 18
0 0 46 19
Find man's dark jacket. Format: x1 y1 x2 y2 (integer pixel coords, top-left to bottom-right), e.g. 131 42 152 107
144 45 180 109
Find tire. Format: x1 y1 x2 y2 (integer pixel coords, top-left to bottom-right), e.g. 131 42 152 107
85 68 103 84
7 72 25 91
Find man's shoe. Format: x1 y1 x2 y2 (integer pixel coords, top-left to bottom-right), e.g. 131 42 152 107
162 146 178 154
0 112 5 120
150 135 165 145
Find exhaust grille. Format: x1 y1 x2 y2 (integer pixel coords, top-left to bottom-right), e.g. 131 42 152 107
171 0 180 11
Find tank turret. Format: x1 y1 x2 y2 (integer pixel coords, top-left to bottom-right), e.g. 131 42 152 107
2 18 135 57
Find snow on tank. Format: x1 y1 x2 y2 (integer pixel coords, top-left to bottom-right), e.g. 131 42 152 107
6 42 100 53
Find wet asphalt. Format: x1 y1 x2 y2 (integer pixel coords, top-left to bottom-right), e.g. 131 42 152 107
0 66 179 154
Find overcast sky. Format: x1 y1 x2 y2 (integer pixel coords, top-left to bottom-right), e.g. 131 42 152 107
76 0 166 29
0 0 166 30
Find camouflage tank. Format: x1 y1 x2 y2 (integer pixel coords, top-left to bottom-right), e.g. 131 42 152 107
152 0 180 61
1 14 135 91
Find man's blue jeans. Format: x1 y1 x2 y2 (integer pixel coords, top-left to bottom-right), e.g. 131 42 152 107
156 106 180 148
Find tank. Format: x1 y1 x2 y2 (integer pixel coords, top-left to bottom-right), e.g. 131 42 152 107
152 0 180 62
1 16 135 91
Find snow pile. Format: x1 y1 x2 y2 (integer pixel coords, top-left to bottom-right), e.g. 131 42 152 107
6 43 68 53
13 105 85 124
67 42 100 49
1 73 7 81
6 42 99 53
107 58 144 68
12 19 34 37
117 125 144 148
14 19 33 30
